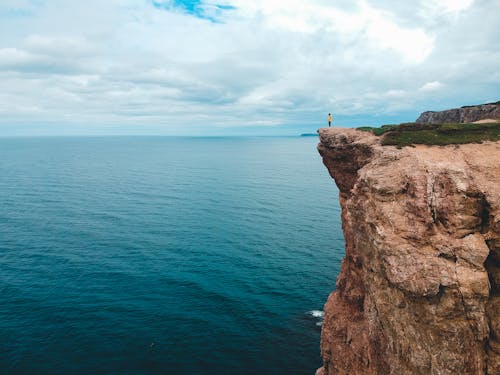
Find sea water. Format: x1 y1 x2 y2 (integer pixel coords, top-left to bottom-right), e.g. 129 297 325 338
0 136 344 375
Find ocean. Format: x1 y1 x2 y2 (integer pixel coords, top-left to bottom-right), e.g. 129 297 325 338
0 136 344 375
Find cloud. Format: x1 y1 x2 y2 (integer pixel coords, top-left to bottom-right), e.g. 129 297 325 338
24 35 96 57
0 47 81 74
223 0 435 63
0 0 498 134
434 0 474 13
420 81 443 92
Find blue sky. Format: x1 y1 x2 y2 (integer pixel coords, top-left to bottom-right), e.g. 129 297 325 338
0 0 499 135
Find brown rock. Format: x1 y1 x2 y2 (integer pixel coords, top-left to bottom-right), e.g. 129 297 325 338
316 127 500 374
416 102 500 124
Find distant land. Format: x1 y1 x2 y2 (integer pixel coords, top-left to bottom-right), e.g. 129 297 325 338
416 100 500 124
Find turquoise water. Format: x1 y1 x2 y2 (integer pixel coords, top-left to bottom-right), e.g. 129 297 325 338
0 136 343 374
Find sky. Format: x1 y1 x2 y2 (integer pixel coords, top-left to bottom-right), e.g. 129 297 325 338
0 0 499 135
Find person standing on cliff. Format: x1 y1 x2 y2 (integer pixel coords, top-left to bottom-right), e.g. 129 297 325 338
328 113 333 127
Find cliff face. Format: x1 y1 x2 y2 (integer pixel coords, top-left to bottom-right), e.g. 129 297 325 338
316 128 500 375
416 102 500 124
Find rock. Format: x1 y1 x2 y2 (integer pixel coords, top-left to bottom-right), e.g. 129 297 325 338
316 127 500 374
416 101 500 124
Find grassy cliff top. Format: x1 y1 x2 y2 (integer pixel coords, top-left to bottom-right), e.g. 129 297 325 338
357 122 500 147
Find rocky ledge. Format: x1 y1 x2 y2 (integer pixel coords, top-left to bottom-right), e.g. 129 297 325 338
316 128 500 374
416 102 500 124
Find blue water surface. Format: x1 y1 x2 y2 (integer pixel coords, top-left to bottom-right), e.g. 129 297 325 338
0 136 343 375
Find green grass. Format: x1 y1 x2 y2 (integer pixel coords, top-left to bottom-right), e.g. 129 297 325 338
356 122 500 147
357 124 399 136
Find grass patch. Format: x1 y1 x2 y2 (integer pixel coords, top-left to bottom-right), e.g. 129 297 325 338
356 122 500 147
357 124 398 136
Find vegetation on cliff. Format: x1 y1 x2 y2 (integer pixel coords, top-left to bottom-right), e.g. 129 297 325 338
357 121 500 146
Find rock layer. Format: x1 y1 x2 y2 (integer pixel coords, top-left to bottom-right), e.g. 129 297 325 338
416 102 500 124
316 128 500 375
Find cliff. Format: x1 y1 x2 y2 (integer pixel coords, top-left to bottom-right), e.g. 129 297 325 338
416 102 500 124
316 128 500 375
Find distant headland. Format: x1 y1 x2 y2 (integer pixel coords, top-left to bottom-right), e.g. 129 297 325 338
416 101 500 124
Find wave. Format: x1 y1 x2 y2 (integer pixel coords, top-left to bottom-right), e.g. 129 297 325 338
307 310 324 318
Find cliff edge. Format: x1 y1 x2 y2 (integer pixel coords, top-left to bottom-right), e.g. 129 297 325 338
317 128 500 374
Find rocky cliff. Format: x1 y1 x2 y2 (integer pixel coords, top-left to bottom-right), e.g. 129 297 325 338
316 128 500 375
416 102 500 124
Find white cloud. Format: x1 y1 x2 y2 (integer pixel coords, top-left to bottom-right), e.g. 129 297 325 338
357 2 434 64
24 35 96 57
0 47 35 65
420 81 443 92
0 0 498 133
223 0 434 63
435 0 474 13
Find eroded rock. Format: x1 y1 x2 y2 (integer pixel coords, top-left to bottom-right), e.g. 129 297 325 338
317 128 500 374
